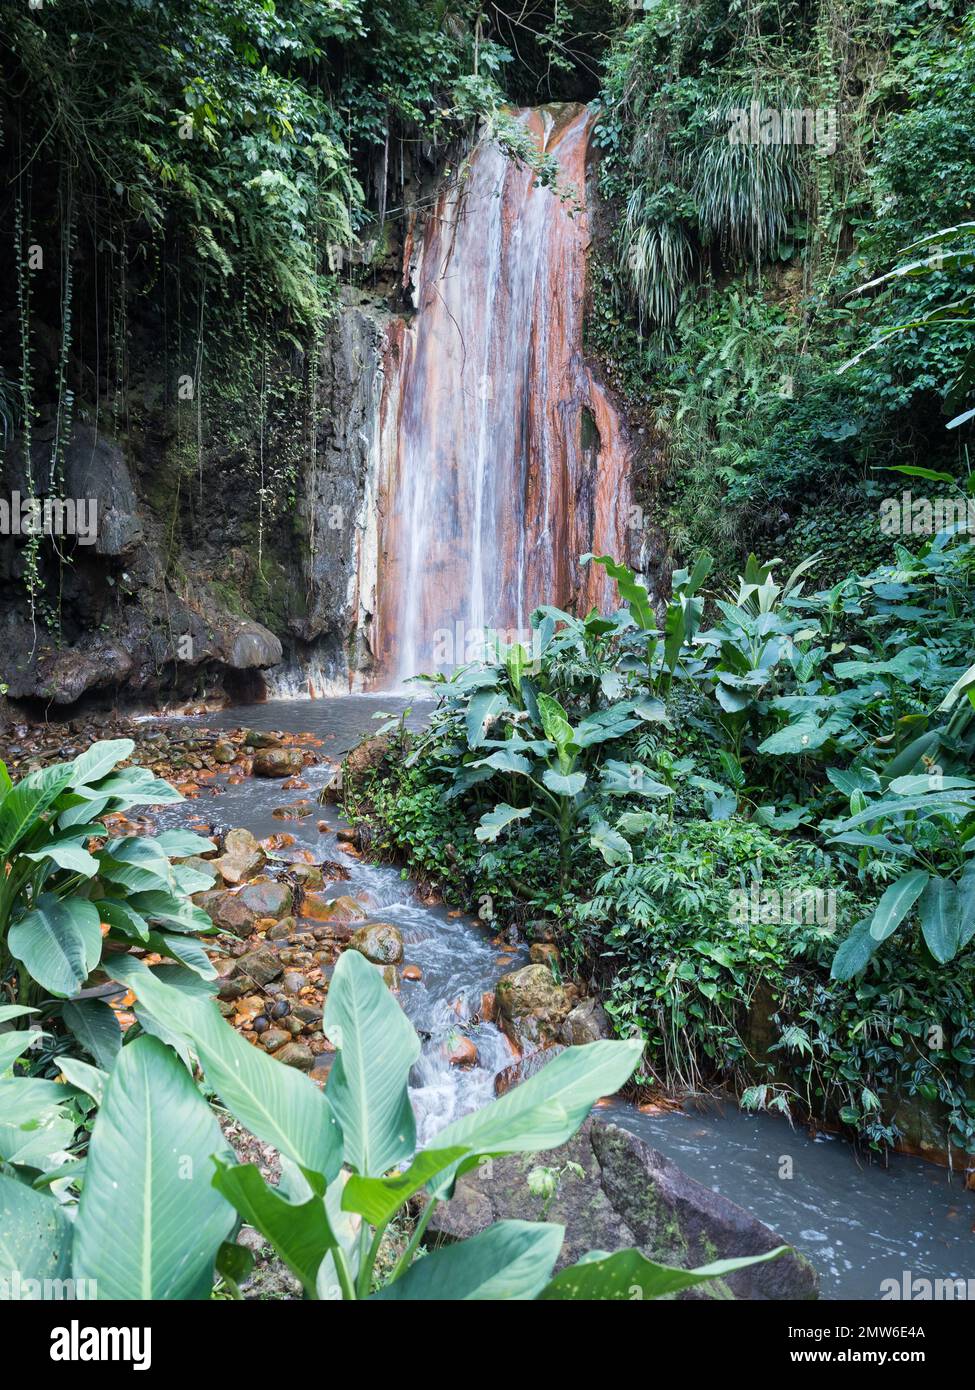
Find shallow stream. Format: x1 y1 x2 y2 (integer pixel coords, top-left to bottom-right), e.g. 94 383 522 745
157 694 974 1300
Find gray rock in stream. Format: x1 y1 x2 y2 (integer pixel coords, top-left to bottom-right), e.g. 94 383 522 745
425 1117 818 1300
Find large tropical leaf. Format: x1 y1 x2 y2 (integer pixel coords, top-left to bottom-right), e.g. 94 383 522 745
342 1145 471 1226
70 739 134 788
322 948 420 1176
868 870 929 942
590 821 633 866
428 1038 642 1197
8 895 102 997
831 917 879 981
536 693 576 769
465 690 508 749
212 1160 334 1298
475 803 532 842
109 956 342 1176
538 1245 788 1300
582 554 654 630
959 861 975 950
0 763 75 854
73 1036 235 1299
470 749 532 775
599 760 672 799
371 1220 563 1301
22 839 100 877
542 768 587 797
918 876 961 963
0 1172 72 1286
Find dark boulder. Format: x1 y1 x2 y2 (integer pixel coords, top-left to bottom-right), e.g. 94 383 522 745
426 1117 818 1301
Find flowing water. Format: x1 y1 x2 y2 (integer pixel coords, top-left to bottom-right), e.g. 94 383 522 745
157 696 975 1301
373 106 632 682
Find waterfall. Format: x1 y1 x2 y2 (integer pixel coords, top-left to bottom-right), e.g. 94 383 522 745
374 105 632 685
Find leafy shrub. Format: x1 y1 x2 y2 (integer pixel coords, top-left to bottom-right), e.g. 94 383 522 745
0 950 782 1300
0 740 217 1068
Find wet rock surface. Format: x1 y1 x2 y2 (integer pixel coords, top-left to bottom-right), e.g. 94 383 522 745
426 1117 819 1300
495 962 573 1051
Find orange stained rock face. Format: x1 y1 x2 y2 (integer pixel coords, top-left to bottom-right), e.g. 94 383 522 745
261 832 296 851
373 105 632 684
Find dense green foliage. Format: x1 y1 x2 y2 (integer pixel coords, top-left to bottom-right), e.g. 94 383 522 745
349 525 975 1154
1 945 782 1299
0 740 218 1083
588 0 975 574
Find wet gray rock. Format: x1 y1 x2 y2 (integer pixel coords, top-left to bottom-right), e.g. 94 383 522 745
253 747 305 778
225 621 283 670
348 921 404 965
560 997 611 1046
274 1042 314 1071
495 963 572 1052
60 425 143 558
426 1117 818 1301
233 946 282 988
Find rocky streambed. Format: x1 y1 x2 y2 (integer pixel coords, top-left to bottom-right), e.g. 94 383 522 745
4 694 974 1299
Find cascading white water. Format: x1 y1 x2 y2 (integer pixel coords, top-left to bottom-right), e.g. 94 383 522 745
374 105 632 685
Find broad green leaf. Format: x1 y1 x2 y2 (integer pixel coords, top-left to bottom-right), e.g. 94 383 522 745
23 839 100 877
574 704 641 748
0 1172 72 1286
74 1036 235 1299
98 853 174 895
0 764 75 854
342 1145 471 1226
70 739 134 788
445 764 497 800
109 956 341 1176
128 889 214 934
372 1220 563 1301
0 1030 35 1072
212 1159 333 1298
465 690 507 749
959 861 975 950
889 774 975 795
172 861 218 895
153 829 218 858
536 693 575 767
0 1077 71 1127
470 749 532 775
475 803 532 842
869 870 929 942
831 917 879 981
0 1005 37 1027
633 698 669 724
541 768 587 797
538 1245 788 1300
57 1056 107 1106
938 660 975 712
59 795 110 829
838 790 975 829
599 759 672 799
96 898 150 942
918 877 960 964
75 769 183 807
757 717 832 755
505 643 530 691
149 932 218 980
582 554 654 630
590 821 633 866
323 949 420 1176
8 895 102 997
428 1039 642 1197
